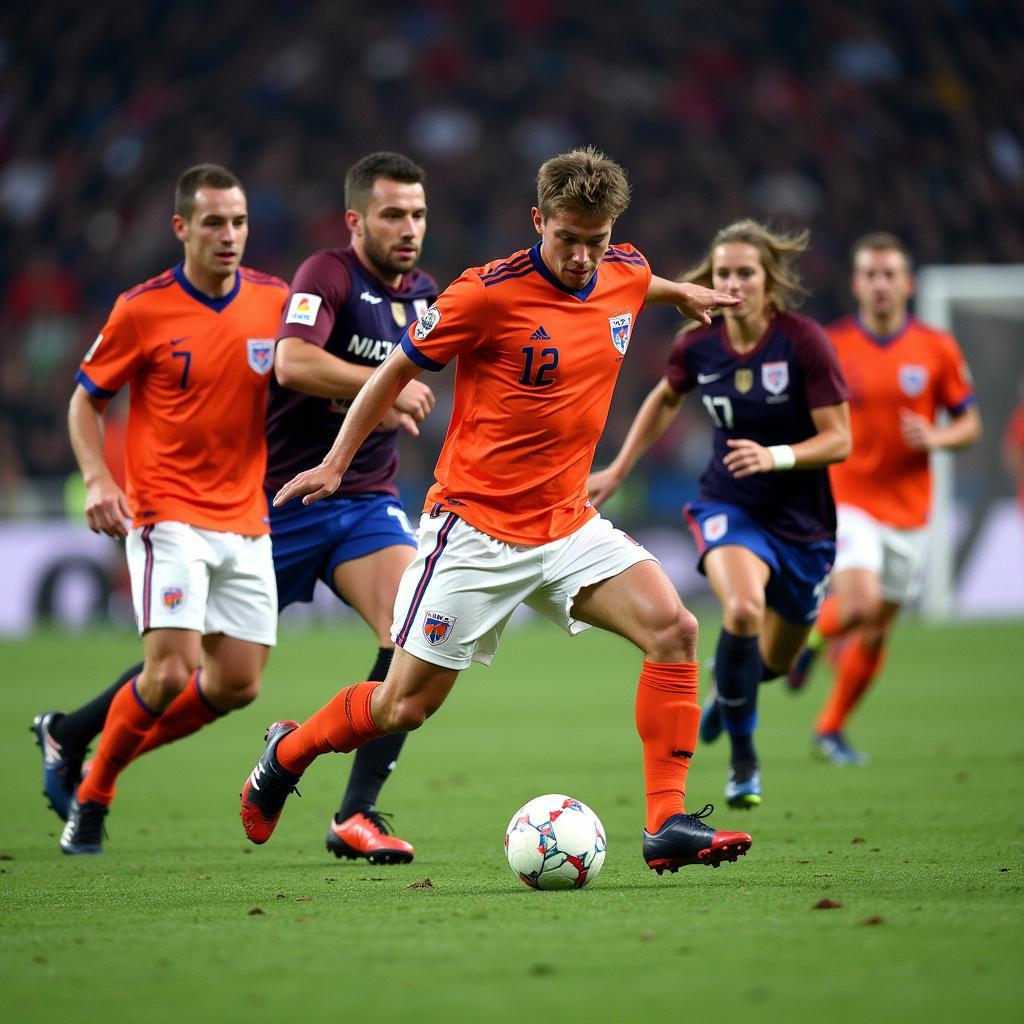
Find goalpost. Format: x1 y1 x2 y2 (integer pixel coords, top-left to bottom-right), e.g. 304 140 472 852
915 264 1024 622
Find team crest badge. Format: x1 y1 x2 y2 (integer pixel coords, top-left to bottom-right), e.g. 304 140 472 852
703 513 728 543
391 302 407 328
735 368 753 394
762 361 789 395
899 365 928 397
247 339 274 375
413 306 441 341
608 314 632 355
162 587 185 612
423 610 457 646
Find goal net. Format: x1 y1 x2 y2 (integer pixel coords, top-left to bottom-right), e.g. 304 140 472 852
915 265 1024 621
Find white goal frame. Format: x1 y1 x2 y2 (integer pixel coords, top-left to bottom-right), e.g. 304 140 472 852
915 264 1024 621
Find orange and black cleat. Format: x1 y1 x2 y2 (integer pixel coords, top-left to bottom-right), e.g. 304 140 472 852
643 804 751 875
240 721 301 845
326 810 415 865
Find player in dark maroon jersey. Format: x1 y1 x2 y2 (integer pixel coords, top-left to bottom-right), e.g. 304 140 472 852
265 151 437 863
589 220 850 809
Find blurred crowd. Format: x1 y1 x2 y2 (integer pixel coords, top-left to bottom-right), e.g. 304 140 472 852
2 0 1022 511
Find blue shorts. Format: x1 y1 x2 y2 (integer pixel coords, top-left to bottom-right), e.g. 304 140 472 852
684 500 834 624
268 490 417 609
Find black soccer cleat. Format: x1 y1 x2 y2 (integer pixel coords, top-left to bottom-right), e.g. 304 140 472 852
643 804 752 874
240 721 302 844
60 797 108 855
31 711 85 822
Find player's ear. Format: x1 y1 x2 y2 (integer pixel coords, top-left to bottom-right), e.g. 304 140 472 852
345 209 362 237
171 214 187 242
531 207 543 235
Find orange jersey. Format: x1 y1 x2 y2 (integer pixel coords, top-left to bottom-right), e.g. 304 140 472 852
827 314 975 528
76 264 288 535
401 243 652 545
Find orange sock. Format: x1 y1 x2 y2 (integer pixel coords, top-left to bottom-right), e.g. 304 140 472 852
276 682 383 774
816 595 843 639
815 637 886 735
635 660 700 833
131 669 223 760
76 678 160 806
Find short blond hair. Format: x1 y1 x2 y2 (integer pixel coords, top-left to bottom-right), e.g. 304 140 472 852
683 219 811 312
536 146 631 220
850 231 913 271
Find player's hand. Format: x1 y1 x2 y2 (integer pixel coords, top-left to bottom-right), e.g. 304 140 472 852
274 463 343 507
84 479 131 538
675 284 739 326
724 438 773 478
899 408 937 451
587 467 622 508
394 379 435 422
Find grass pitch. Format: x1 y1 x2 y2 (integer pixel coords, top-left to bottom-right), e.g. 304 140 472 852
1 615 1021 1023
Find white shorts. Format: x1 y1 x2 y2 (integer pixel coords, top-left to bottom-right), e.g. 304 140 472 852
126 521 277 645
391 512 658 670
834 504 930 604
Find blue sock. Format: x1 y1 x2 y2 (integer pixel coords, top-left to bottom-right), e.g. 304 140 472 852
714 629 761 762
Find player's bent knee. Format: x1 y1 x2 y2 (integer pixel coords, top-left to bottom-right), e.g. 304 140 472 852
377 697 428 734
723 594 765 633
208 678 260 710
646 604 699 662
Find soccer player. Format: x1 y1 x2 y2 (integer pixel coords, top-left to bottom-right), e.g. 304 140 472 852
787 233 981 764
32 153 439 866
265 151 437 862
589 220 851 809
241 147 754 876
51 165 289 854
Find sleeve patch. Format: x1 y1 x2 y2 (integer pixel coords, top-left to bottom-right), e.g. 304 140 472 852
285 292 323 326
412 305 441 341
84 333 103 362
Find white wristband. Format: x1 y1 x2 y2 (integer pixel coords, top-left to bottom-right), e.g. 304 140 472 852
768 444 796 470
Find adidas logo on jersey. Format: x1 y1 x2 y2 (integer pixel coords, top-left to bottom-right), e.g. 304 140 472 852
529 326 551 341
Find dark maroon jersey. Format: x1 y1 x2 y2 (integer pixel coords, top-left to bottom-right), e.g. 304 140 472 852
265 247 438 493
665 310 849 542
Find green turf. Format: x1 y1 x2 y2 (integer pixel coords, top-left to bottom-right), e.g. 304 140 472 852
1 616 1021 1023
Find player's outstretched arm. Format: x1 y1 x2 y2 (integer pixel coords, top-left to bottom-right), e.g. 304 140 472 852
723 401 852 478
274 347 426 507
68 385 131 538
589 378 685 507
645 275 738 326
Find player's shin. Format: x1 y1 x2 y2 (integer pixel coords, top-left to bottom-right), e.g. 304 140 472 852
275 681 384 774
635 661 700 833
75 678 161 806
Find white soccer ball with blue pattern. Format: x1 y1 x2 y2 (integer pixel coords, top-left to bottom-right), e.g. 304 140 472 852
504 794 607 890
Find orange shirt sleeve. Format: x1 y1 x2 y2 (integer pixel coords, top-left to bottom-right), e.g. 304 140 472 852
934 333 975 416
75 295 145 399
400 271 489 370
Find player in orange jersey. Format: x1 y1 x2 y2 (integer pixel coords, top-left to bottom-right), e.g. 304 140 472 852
241 147 754 876
1003 377 1024 518
52 165 288 853
787 233 981 764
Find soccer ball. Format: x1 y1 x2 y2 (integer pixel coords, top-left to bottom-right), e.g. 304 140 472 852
504 794 607 890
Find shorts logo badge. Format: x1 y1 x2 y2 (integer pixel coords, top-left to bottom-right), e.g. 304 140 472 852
413 305 441 341
162 587 185 611
703 513 728 542
423 610 457 646
762 361 789 395
247 339 274 375
609 313 632 354
899 364 928 397
285 292 322 325
734 368 753 393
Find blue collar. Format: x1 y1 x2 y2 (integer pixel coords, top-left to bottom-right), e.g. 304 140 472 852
173 261 240 312
855 311 910 347
529 242 598 301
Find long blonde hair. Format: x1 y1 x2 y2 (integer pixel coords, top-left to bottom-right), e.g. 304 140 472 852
682 219 810 317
